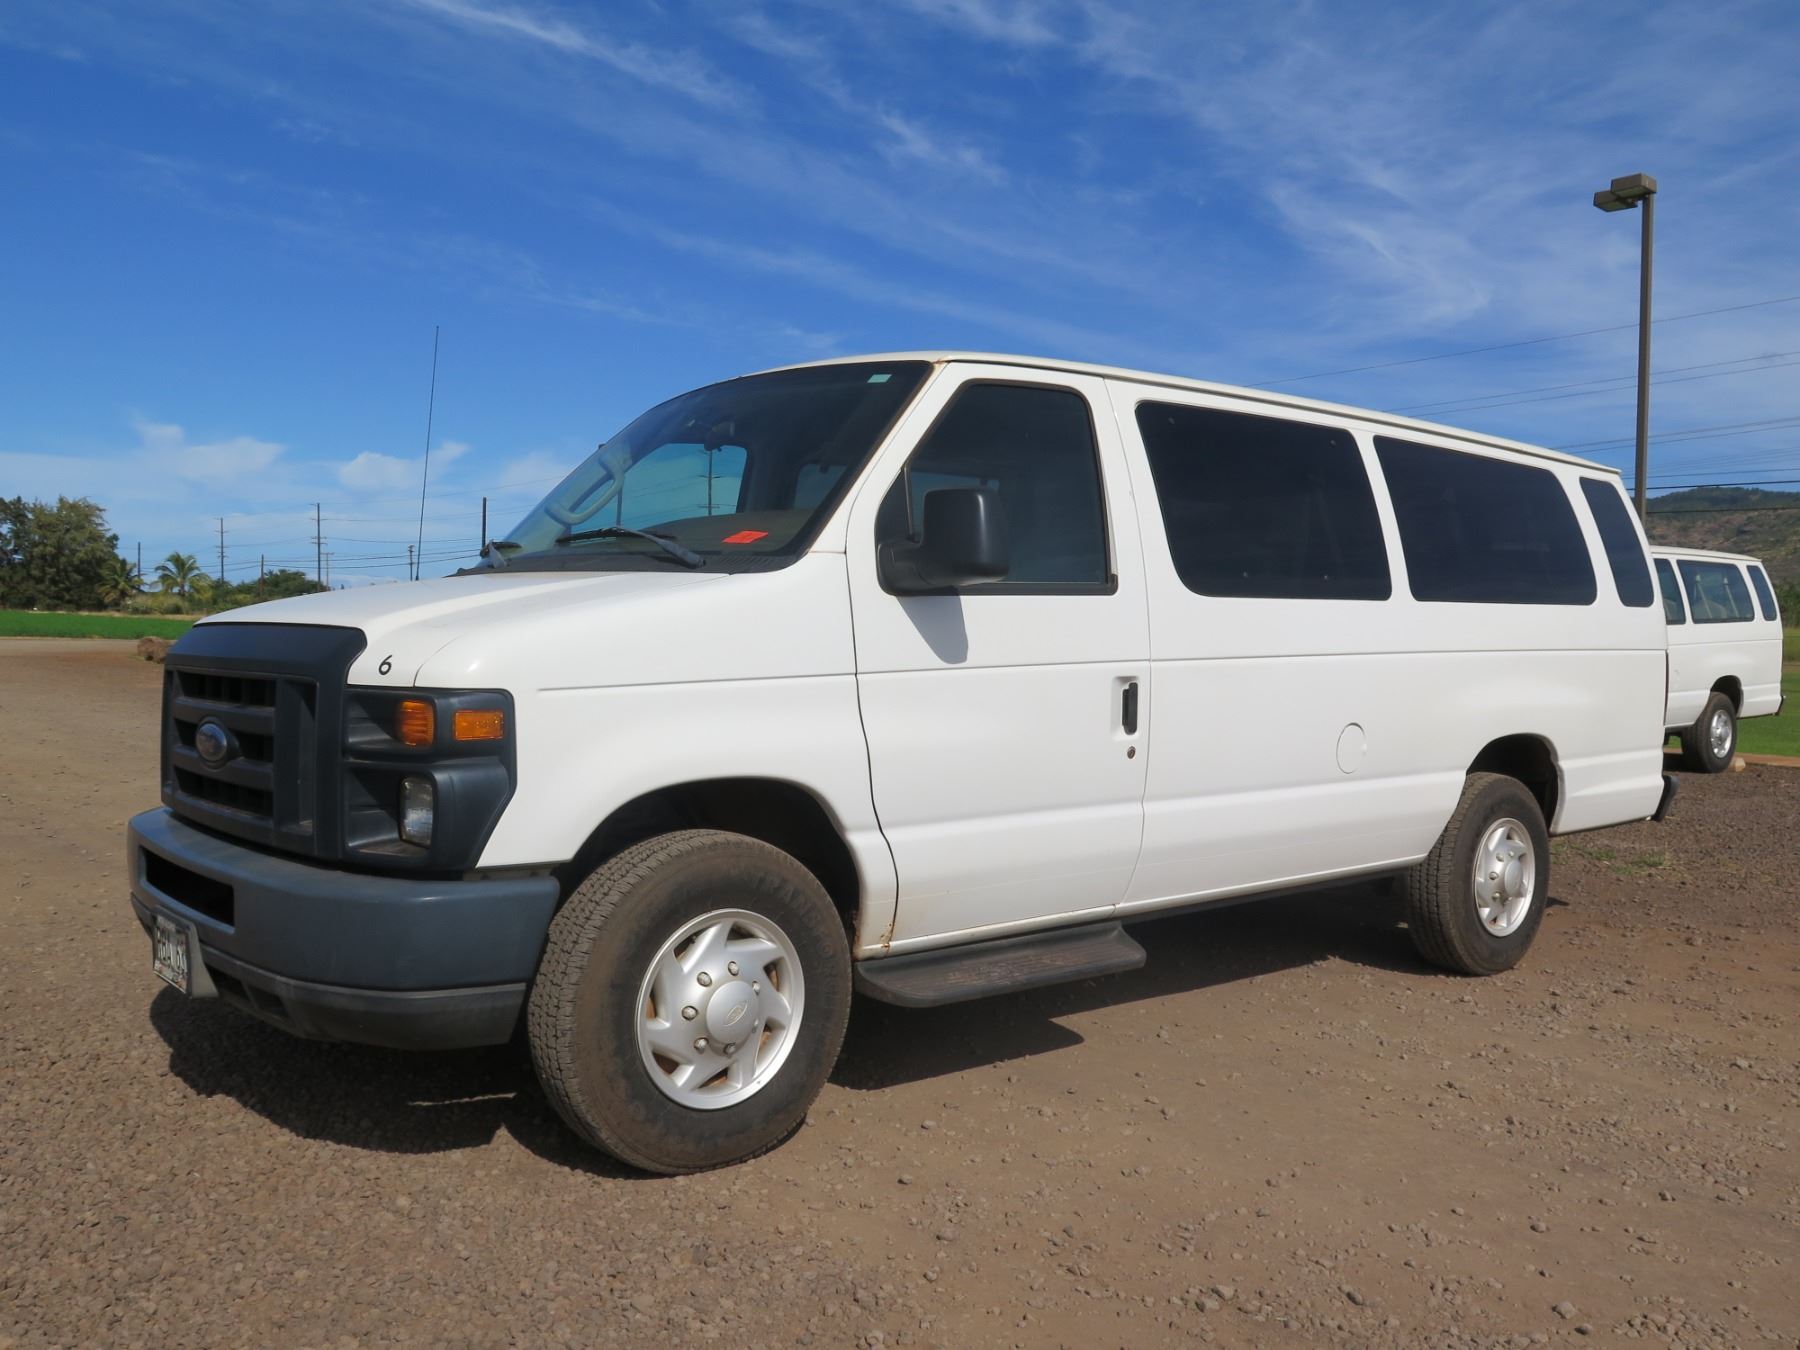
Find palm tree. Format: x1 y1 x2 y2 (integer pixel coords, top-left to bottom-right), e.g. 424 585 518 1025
156 552 200 598
101 555 143 607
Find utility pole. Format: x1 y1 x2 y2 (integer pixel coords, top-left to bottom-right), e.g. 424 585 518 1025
408 543 415 581
314 503 323 585
258 554 266 599
480 496 487 552
135 542 142 585
217 517 226 581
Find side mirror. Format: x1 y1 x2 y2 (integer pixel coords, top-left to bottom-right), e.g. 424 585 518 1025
879 486 1010 593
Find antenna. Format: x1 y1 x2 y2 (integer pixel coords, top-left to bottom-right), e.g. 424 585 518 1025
415 325 441 581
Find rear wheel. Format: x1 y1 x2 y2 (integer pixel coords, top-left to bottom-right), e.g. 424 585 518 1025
527 829 851 1173
1399 772 1549 975
1679 692 1736 773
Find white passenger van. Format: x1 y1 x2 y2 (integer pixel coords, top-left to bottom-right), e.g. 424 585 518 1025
1651 544 1786 771
129 353 1676 1172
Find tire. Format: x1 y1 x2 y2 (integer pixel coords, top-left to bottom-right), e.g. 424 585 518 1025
1679 692 1736 773
527 829 851 1173
1399 773 1550 976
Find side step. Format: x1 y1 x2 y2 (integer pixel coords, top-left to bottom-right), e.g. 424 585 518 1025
853 922 1146 1009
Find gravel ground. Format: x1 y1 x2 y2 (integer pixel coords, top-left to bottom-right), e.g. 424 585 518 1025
3 638 1797 1349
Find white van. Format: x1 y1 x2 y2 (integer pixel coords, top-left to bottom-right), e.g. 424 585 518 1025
128 352 1675 1172
1650 544 1786 770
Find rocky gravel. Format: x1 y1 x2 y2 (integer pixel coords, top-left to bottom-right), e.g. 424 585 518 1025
2 639 1797 1348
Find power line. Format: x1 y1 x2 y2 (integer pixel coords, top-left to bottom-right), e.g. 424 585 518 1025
1251 291 1800 388
1553 416 1800 451
415 325 441 581
1387 351 1800 415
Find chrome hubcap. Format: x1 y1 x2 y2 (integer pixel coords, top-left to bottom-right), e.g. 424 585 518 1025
1473 818 1535 937
635 909 803 1110
1708 709 1733 759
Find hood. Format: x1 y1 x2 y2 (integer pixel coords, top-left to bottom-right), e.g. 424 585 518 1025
201 570 722 684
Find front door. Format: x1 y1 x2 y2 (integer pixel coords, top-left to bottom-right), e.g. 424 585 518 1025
844 366 1150 949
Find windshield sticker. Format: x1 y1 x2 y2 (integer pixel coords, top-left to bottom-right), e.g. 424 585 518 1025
721 529 769 544
867 373 891 383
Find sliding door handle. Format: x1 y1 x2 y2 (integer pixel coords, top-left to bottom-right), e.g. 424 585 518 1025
1121 680 1139 736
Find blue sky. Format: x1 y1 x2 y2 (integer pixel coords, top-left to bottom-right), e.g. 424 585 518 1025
2 0 1797 584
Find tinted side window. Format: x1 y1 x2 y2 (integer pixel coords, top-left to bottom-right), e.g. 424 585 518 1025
1578 478 1654 607
1374 438 1596 605
1654 559 1686 624
1747 565 1781 622
1678 560 1756 623
1133 403 1390 599
876 383 1109 588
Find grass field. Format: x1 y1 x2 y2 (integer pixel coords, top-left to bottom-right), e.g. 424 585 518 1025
1737 668 1800 758
1786 629 1800 664
0 610 197 640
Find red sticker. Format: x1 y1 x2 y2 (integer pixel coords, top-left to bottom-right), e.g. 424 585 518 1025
721 530 769 544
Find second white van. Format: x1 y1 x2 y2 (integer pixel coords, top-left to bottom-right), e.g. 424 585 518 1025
128 351 1676 1171
1651 545 1786 770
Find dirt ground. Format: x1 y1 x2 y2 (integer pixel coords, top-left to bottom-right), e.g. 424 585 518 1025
2 639 1797 1349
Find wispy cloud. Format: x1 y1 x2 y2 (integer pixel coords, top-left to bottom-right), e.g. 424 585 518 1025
392 0 750 111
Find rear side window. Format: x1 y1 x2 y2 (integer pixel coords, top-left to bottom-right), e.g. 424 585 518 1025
1374 438 1596 605
1577 479 1653 607
876 382 1109 589
1678 560 1756 623
1133 403 1390 599
1747 565 1781 622
1654 559 1686 624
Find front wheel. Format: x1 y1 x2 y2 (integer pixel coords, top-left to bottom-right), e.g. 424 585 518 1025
527 830 851 1173
1679 692 1736 773
1399 772 1550 976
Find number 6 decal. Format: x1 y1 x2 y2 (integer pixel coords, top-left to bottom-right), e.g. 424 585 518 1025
378 655 393 675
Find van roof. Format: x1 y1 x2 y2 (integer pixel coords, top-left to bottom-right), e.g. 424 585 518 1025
1648 544 1764 564
758 351 1621 474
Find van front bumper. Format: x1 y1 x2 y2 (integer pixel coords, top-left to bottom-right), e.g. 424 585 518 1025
127 808 560 1050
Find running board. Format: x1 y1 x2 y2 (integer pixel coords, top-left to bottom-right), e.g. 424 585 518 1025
854 922 1146 1008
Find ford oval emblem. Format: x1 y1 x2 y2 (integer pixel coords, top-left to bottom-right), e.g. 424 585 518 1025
723 1001 748 1027
195 719 233 768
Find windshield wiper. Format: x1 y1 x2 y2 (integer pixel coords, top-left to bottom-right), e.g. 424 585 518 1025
555 526 704 569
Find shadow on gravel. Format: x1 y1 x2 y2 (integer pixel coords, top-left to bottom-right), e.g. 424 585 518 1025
832 881 1564 1093
147 880 1575 1167
148 991 645 1178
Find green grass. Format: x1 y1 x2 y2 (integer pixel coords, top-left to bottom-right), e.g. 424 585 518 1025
1736 668 1800 758
1785 629 1800 665
0 609 197 640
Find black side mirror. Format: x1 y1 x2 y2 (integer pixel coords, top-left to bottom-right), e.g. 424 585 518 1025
880 486 1010 593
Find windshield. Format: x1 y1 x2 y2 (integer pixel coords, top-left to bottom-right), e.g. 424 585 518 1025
496 361 930 571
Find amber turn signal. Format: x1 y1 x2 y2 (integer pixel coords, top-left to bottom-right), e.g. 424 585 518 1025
453 708 506 742
397 698 436 747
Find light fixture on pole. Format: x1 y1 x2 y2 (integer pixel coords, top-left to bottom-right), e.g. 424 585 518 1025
1592 172 1657 522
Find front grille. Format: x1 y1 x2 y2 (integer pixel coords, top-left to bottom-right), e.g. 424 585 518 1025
176 669 276 707
160 624 365 859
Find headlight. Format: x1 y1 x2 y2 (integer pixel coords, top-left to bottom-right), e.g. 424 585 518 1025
399 775 435 846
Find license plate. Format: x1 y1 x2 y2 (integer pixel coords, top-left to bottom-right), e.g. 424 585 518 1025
152 913 193 994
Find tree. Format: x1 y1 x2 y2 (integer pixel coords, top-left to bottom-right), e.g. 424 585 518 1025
100 555 143 607
156 552 201 598
0 496 121 611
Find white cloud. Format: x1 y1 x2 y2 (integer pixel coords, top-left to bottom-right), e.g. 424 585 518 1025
338 439 471 491
134 419 285 481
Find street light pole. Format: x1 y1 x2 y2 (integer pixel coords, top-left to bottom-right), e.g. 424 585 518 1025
1593 172 1658 522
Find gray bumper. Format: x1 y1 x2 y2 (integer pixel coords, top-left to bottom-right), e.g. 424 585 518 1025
127 808 560 1049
